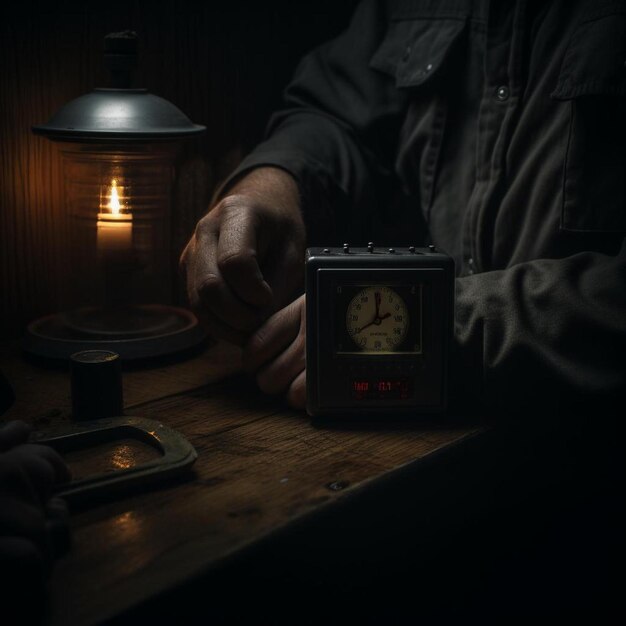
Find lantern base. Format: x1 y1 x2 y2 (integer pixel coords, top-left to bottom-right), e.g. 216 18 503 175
24 305 207 361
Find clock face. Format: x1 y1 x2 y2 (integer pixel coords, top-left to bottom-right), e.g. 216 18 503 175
345 286 409 352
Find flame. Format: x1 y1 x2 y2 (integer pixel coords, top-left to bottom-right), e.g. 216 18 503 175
108 179 122 215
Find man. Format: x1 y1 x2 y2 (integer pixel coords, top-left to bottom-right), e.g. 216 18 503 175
181 0 625 417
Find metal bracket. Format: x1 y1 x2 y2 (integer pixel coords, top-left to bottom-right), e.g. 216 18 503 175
31 416 197 505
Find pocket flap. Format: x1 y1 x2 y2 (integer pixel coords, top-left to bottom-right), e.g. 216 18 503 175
551 11 626 100
370 18 466 89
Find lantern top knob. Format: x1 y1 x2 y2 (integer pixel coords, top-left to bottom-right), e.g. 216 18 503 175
104 31 139 89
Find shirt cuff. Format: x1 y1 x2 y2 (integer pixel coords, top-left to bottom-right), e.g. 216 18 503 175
214 147 346 245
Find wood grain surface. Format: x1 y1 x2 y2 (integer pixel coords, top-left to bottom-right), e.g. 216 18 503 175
0 341 482 625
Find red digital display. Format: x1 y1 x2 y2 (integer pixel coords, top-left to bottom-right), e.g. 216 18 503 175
351 379 411 400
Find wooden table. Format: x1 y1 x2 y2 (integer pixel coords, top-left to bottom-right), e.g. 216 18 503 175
0 340 511 623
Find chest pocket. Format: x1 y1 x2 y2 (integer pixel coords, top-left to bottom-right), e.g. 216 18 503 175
551 9 626 233
369 17 466 215
370 18 466 89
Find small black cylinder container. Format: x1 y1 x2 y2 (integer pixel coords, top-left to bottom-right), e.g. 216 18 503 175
70 350 123 420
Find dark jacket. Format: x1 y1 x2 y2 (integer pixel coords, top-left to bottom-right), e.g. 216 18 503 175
227 0 626 416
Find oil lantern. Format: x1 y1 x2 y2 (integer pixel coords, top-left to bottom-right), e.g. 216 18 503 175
26 31 206 360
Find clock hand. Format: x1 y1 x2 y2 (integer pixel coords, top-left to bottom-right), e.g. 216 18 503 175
356 293 381 333
356 320 376 334
356 311 391 334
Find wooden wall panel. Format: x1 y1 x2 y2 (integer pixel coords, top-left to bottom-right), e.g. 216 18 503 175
0 0 357 338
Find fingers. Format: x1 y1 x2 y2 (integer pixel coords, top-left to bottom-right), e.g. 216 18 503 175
263 238 306 314
0 455 38 501
256 331 305 396
243 296 304 373
0 447 71 562
0 496 47 549
0 491 68 568
45 496 71 559
193 306 249 346
217 197 273 308
244 296 307 404
0 535 46 586
0 535 45 573
2 444 71 503
0 445 72 611
0 420 31 452
27 444 72 485
185 204 271 343
45 495 69 520
286 370 306 410
3 449 56 501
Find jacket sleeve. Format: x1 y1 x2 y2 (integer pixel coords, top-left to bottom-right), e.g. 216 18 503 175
221 0 409 244
454 240 626 417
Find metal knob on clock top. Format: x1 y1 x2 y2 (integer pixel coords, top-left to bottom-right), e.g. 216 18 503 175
305 246 455 417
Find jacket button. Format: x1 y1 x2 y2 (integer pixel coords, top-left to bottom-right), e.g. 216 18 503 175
496 85 510 101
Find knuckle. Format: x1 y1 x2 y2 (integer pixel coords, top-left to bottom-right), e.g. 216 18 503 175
218 193 252 214
194 213 215 236
219 195 263 231
210 196 249 227
196 273 222 296
217 250 253 275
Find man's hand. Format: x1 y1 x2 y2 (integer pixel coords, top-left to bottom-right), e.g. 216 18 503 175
0 421 72 622
243 294 306 410
180 167 306 345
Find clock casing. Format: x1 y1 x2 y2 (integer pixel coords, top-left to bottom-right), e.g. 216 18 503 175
305 246 454 417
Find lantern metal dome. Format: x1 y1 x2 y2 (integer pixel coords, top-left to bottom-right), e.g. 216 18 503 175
33 30 205 141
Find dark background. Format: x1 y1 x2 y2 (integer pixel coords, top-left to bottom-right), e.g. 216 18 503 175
0 0 359 338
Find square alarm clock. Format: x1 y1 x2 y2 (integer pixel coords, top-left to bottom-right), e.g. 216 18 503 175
305 244 455 417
